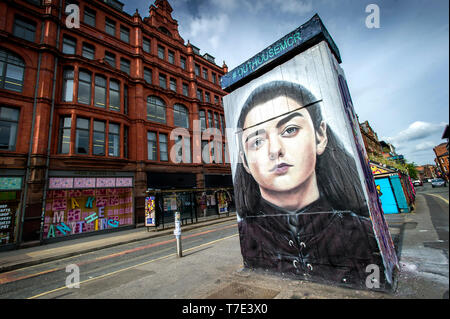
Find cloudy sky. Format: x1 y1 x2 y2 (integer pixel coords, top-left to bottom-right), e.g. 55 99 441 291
125 0 449 165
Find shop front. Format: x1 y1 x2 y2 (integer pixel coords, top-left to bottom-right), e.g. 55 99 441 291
42 172 134 242
0 175 22 250
146 172 234 229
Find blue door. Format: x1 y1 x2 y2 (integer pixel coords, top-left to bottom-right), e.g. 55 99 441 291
375 177 399 214
389 175 410 213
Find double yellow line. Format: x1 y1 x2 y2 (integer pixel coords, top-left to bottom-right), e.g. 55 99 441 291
28 233 239 299
426 193 449 204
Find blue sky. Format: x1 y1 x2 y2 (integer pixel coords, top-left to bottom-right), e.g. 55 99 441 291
125 0 449 165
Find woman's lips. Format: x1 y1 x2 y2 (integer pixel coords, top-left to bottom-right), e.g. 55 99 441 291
269 163 293 175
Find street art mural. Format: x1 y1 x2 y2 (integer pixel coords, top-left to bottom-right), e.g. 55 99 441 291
222 15 398 290
43 177 134 239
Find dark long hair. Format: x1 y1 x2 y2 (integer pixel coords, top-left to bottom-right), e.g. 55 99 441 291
234 81 369 218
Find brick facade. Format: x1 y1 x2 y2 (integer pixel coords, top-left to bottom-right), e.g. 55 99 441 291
0 0 231 245
434 143 449 181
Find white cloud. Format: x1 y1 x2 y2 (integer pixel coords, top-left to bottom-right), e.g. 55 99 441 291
188 14 229 38
385 121 447 144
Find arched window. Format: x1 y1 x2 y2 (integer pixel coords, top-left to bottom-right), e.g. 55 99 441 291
158 26 171 37
147 96 166 124
0 48 25 92
173 104 189 128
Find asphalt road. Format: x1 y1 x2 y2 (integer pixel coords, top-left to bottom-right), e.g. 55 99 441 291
0 219 240 299
392 181 449 299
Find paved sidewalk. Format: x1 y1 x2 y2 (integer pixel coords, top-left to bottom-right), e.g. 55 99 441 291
0 214 237 274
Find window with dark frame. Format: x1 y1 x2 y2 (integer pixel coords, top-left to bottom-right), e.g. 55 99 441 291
109 79 120 111
105 18 116 36
147 96 166 124
144 68 152 84
75 117 89 154
93 120 105 156
83 7 96 27
124 85 128 114
169 78 176 92
147 131 157 161
180 56 186 70
197 89 203 101
168 50 175 64
0 106 20 151
207 111 213 129
120 58 130 75
104 51 116 68
77 70 91 105
120 26 130 43
199 110 206 131
94 75 106 108
62 67 74 102
214 112 219 129
58 116 71 154
194 64 200 76
159 133 168 161
143 37 151 53
182 83 189 97
108 123 120 157
0 49 25 93
157 45 165 60
82 43 95 60
214 95 219 104
159 73 166 89
205 92 210 103
13 16 36 42
202 68 208 80
62 35 76 54
212 72 216 84
173 104 189 128
123 126 128 158
220 114 225 135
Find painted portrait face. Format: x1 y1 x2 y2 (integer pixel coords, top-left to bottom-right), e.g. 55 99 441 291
240 96 327 195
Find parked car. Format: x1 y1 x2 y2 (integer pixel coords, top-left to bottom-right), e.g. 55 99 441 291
413 180 423 186
431 178 447 188
427 179 433 183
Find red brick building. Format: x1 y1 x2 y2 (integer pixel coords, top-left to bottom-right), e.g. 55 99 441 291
359 120 383 157
434 143 449 181
0 0 231 248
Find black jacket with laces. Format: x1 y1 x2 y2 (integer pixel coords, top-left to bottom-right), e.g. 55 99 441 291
238 196 387 289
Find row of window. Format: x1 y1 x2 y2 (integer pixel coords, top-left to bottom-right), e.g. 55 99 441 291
62 67 224 128
58 116 125 157
62 67 126 113
61 35 222 105
147 131 229 164
199 110 226 135
0 104 228 165
65 0 221 85
11 7 222 86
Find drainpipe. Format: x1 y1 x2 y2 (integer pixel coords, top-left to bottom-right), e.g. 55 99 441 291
39 0 63 243
17 8 46 247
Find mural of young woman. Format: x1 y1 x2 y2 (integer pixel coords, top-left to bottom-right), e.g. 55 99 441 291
233 81 386 289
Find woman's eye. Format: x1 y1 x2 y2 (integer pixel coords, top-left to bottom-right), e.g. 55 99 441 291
281 126 299 137
249 138 265 149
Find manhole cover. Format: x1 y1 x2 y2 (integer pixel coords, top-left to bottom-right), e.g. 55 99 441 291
206 282 279 299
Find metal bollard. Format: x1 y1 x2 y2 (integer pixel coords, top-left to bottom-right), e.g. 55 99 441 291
174 211 182 257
